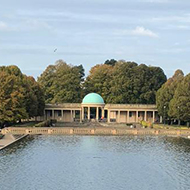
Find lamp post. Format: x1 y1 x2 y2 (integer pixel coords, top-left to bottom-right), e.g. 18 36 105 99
177 106 180 126
163 105 166 125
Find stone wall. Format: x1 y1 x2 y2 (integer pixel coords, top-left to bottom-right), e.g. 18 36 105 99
2 127 190 137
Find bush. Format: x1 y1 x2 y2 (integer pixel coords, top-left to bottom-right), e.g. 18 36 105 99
35 120 51 127
140 120 153 128
50 119 57 124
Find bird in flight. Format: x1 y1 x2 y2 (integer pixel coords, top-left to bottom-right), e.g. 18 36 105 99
54 49 57 52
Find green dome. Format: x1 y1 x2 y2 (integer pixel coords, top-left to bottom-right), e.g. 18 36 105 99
82 93 104 104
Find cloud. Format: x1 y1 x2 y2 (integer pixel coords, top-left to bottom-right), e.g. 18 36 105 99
114 26 158 38
131 26 158 37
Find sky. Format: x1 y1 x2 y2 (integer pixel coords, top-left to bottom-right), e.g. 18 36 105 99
0 0 190 79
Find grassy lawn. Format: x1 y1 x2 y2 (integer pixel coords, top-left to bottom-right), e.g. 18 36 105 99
12 121 40 127
153 124 189 130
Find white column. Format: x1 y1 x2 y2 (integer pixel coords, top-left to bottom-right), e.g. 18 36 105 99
96 107 99 120
127 111 130 123
136 111 139 123
102 108 105 118
108 110 110 123
160 116 163 123
88 107 90 120
62 110 64 121
73 110 76 118
153 111 155 123
118 110 120 123
71 110 73 122
82 107 84 121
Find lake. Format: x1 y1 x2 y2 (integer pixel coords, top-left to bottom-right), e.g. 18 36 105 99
0 135 190 190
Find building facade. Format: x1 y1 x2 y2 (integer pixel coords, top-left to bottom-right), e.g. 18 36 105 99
44 93 160 123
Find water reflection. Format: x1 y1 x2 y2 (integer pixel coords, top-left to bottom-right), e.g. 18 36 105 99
0 135 190 190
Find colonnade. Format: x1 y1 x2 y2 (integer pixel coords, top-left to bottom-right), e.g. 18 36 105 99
81 106 104 121
107 110 157 123
45 106 158 123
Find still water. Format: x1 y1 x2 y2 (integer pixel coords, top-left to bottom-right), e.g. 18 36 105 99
0 135 190 190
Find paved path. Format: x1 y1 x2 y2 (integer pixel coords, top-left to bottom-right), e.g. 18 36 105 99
0 134 27 150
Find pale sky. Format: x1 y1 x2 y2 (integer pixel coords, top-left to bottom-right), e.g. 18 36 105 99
0 0 190 78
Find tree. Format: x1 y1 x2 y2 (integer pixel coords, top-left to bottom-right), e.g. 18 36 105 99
84 64 113 103
104 59 117 66
23 76 45 119
0 66 27 126
38 60 85 103
107 61 166 104
169 73 190 124
156 70 184 120
84 60 166 104
107 61 138 103
37 64 57 103
0 65 45 127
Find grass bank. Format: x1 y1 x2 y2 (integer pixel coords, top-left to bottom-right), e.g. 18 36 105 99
153 124 189 130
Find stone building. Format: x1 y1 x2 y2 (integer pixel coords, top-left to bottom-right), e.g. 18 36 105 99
44 93 160 123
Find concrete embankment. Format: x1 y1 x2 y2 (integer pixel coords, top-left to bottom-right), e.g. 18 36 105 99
0 133 28 150
1 127 190 138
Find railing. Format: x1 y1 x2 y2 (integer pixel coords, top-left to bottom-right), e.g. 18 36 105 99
1 127 190 137
105 104 157 109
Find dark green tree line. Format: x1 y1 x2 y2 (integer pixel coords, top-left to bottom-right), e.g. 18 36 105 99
156 70 184 121
169 73 190 125
156 69 190 126
0 65 45 127
38 60 85 103
84 60 167 104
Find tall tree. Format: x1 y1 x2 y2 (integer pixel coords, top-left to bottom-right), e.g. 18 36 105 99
84 60 166 104
0 66 27 126
0 65 45 126
156 70 184 119
84 64 113 103
23 76 45 119
38 60 84 103
37 64 57 103
169 73 190 123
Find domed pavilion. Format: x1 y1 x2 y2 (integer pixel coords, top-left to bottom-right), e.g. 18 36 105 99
81 93 105 121
44 92 159 124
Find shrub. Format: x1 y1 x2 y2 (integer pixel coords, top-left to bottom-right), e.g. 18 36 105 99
35 120 51 127
140 120 153 128
50 119 57 124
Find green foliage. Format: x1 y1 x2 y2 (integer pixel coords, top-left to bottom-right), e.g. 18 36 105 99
104 59 117 66
0 66 27 125
156 70 184 118
169 73 190 122
0 65 45 127
83 64 113 103
140 120 153 128
35 120 51 127
156 69 190 124
38 60 84 103
84 60 166 104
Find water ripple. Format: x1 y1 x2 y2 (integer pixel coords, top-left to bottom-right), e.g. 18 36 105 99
0 135 190 190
